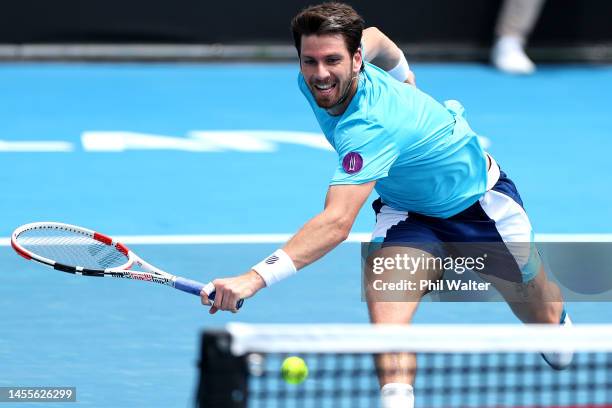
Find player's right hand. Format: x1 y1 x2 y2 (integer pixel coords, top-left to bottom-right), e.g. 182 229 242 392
200 269 266 313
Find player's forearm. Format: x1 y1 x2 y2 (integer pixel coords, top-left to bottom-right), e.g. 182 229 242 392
251 183 373 289
207 211 351 311
363 27 415 85
363 27 404 71
283 210 352 270
369 46 403 72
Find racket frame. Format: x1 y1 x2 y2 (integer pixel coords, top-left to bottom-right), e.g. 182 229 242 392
11 222 213 295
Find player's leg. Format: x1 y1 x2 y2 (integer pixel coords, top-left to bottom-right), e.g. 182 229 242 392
476 173 573 368
480 260 573 369
482 262 563 323
364 245 442 408
368 302 417 408
477 182 566 324
368 200 444 408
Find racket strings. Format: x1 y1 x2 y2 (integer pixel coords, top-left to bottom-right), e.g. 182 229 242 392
17 227 128 270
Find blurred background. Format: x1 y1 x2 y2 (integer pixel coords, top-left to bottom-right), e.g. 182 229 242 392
1 0 611 63
1 1 611 407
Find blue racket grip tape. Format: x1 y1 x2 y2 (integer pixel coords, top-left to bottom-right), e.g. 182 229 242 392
174 277 244 309
174 277 205 296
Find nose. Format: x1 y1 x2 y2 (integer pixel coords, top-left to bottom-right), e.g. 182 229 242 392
311 62 331 82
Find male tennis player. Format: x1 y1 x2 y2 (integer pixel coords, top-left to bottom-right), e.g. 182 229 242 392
202 3 572 407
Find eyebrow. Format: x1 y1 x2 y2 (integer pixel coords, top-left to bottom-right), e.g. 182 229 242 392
302 53 344 60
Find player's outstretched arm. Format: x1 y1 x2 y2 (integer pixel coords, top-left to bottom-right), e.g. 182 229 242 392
201 182 376 313
362 27 416 86
284 181 376 269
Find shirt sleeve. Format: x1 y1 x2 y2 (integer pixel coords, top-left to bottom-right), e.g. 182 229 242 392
297 72 308 97
330 121 399 185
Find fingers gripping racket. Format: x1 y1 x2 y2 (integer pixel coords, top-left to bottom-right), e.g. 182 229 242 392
11 222 243 309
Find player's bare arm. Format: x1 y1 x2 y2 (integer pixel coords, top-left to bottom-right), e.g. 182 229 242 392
284 181 376 269
202 181 376 313
362 27 402 70
362 27 416 86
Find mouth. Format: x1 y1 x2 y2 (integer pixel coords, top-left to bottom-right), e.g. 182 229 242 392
312 82 337 96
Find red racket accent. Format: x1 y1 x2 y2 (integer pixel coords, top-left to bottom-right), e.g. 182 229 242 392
130 273 152 281
93 232 113 245
116 242 129 256
11 241 31 260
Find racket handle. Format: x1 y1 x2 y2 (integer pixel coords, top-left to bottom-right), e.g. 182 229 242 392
174 277 206 296
174 278 244 309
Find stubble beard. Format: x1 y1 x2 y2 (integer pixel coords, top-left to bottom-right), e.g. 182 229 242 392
311 62 355 110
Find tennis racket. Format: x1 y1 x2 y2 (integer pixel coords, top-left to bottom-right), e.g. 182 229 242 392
11 222 243 309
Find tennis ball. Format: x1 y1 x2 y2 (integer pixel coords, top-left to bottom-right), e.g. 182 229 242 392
281 356 308 384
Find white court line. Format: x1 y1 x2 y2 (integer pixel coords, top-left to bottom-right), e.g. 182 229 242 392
0 140 74 152
1 233 612 246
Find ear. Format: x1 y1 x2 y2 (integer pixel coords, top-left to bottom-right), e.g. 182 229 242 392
353 47 363 74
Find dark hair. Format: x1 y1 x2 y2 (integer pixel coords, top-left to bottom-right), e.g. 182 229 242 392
291 2 365 58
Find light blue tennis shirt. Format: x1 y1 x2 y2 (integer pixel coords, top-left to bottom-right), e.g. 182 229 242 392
298 61 488 218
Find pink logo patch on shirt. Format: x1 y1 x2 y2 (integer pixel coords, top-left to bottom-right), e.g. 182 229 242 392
342 152 363 174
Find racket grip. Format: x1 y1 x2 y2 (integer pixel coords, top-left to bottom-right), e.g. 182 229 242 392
174 278 244 309
174 277 206 296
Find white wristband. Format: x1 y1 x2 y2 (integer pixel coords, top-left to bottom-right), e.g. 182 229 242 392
387 53 410 82
252 249 297 286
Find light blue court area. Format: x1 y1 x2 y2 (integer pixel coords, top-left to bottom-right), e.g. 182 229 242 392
1 63 612 407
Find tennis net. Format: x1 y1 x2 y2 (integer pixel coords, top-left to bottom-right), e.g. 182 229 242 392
196 323 612 408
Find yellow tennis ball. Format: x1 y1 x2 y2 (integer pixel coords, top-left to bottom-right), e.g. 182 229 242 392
281 356 308 384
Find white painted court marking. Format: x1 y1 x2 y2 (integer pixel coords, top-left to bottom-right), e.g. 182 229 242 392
81 131 222 152
82 130 334 152
1 233 610 246
0 140 74 152
2 132 491 153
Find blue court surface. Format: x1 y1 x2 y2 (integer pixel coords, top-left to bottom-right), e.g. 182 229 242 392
1 62 611 407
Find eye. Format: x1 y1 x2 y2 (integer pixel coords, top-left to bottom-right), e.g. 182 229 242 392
326 57 341 64
302 59 316 66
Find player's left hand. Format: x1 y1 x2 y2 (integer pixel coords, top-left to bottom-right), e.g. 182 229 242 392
404 70 416 86
201 269 266 314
